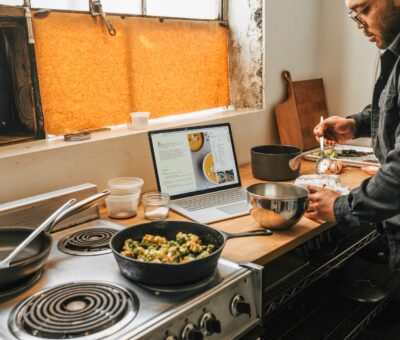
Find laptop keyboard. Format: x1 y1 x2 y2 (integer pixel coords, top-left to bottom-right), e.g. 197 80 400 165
174 189 247 211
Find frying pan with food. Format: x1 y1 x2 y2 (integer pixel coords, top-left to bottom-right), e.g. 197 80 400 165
110 220 272 286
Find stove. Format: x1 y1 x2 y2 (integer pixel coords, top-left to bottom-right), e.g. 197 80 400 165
0 219 263 340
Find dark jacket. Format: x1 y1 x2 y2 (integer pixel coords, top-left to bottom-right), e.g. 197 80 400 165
334 32 400 270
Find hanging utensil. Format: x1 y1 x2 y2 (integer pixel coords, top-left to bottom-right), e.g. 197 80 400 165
89 0 117 36
0 199 76 269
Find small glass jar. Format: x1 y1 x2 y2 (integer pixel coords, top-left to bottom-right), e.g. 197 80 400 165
142 192 170 220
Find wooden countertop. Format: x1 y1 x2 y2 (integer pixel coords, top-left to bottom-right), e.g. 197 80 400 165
102 160 370 266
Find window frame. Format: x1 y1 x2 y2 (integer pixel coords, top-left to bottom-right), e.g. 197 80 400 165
26 0 228 23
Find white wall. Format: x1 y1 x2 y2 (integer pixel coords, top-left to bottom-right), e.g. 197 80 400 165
264 0 323 143
0 111 270 202
264 0 377 147
320 0 377 117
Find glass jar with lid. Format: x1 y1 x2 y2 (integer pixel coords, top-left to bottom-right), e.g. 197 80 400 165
142 192 170 220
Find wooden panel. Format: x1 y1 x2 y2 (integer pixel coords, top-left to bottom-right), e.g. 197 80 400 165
275 71 328 151
3 29 36 133
275 71 304 149
32 13 230 135
293 78 328 150
0 5 24 19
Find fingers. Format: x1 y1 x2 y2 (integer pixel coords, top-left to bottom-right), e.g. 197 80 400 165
304 211 318 219
324 129 339 143
313 118 339 144
313 121 325 137
324 139 337 147
305 185 324 193
306 202 319 212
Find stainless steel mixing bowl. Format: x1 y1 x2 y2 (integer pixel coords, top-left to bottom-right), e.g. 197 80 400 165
246 182 309 230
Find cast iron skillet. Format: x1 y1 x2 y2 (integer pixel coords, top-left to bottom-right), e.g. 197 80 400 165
0 227 52 288
110 220 272 286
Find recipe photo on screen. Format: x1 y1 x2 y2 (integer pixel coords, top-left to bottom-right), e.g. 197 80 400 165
150 125 240 197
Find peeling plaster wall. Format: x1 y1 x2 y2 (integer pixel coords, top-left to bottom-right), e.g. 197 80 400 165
228 0 263 109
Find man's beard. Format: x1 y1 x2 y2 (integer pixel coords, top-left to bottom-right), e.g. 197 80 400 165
381 4 400 48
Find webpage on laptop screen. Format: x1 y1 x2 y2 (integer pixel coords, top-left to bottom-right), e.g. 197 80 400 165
151 126 240 197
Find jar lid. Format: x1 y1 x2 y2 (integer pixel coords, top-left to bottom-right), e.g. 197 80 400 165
142 192 170 205
105 191 140 201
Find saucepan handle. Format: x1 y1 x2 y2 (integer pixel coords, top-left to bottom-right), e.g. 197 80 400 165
224 229 273 240
47 190 110 233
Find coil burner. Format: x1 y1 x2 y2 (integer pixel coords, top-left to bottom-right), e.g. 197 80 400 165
57 228 117 256
9 281 139 340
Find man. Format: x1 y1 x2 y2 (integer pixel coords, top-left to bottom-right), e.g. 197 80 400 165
305 0 400 269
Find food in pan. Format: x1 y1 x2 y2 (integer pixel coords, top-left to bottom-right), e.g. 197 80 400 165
311 149 338 158
312 149 375 158
187 133 204 152
121 232 216 263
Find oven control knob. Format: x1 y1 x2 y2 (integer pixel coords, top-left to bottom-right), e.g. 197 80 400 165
231 294 251 317
200 312 221 335
182 323 204 340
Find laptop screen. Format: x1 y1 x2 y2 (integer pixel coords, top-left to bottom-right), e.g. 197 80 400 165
148 123 242 199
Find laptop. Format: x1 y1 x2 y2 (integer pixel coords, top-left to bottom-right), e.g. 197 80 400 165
148 123 250 224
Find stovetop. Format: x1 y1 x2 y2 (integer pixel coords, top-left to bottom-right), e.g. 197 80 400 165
0 219 261 340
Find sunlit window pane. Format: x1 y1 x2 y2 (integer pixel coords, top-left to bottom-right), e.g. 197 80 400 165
102 0 141 14
30 0 87 11
30 0 141 14
146 0 219 20
0 0 22 5
1 0 220 20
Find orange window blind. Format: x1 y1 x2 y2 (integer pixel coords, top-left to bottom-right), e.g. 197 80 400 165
32 13 230 135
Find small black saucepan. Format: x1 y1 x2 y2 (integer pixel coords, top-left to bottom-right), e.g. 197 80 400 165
0 227 52 288
251 145 302 181
110 220 272 286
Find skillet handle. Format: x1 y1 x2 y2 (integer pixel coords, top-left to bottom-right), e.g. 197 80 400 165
224 229 273 240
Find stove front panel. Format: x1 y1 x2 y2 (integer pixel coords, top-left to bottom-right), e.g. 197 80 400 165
0 219 251 340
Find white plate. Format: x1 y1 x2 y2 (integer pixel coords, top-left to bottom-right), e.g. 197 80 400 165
304 144 379 167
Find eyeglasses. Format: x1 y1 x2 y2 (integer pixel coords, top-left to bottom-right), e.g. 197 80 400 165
348 0 376 26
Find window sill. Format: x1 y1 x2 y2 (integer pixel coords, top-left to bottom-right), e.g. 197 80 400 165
0 108 264 160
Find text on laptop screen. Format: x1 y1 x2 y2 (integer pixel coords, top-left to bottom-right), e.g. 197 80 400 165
150 125 240 197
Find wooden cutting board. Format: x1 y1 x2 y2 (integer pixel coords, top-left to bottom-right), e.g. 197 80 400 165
275 71 328 150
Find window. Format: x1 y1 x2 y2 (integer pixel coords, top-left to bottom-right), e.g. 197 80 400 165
145 0 220 20
1 1 223 20
0 1 229 138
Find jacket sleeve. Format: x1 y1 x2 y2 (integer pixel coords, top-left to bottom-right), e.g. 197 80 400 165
334 107 400 226
347 105 372 138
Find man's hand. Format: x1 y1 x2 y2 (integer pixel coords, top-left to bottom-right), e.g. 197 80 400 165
304 185 340 222
314 116 356 146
